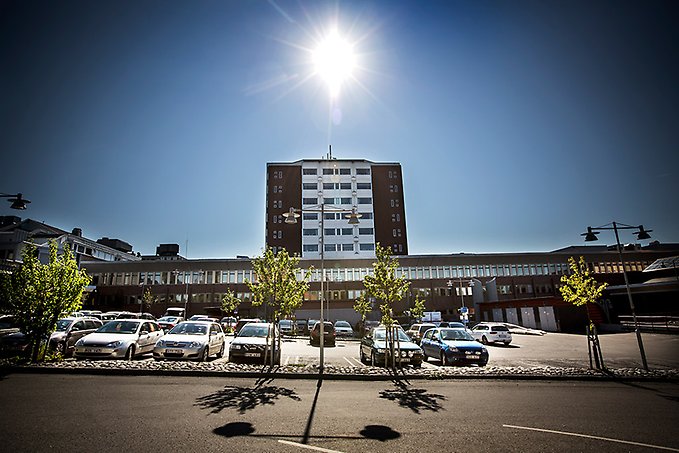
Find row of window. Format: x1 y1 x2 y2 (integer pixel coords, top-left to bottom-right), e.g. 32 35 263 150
301 182 372 191
92 260 650 288
302 168 371 176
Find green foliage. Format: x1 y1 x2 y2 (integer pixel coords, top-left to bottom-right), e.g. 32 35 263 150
221 288 241 314
410 295 426 321
1 241 91 362
246 247 311 322
141 287 157 313
352 293 372 322
559 256 608 308
362 243 410 327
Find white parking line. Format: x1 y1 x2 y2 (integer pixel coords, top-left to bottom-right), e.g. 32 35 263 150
503 424 679 452
278 440 345 453
343 356 364 367
284 356 290 366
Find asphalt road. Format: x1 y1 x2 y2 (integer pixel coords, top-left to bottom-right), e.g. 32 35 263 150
1 374 678 453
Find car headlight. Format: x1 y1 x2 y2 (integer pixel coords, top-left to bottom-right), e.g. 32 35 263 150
189 342 202 348
156 340 165 347
447 346 458 352
75 339 84 346
376 348 385 354
231 344 241 350
106 341 122 348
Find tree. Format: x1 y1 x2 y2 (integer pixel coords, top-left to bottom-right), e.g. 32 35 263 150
361 243 411 368
140 287 157 314
352 293 372 337
0 241 91 362
410 295 426 322
246 247 311 366
559 256 608 369
221 288 241 315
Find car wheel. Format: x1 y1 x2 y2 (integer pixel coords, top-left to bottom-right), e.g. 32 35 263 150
370 351 377 367
504 341 511 346
125 345 135 360
413 361 422 368
359 348 366 364
199 346 208 362
481 335 489 345
440 351 448 366
479 361 488 367
56 342 65 355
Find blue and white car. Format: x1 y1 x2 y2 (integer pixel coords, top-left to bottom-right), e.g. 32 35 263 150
421 327 489 366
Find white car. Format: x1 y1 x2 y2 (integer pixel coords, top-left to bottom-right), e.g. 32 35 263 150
333 320 355 338
74 319 164 360
49 317 103 357
470 322 513 345
153 321 225 361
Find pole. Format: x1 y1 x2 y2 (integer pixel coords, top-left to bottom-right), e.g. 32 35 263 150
319 204 325 373
613 222 649 370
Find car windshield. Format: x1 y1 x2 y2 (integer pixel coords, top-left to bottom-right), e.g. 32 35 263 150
238 325 271 338
335 321 351 328
169 323 207 335
98 321 140 334
55 319 72 331
279 320 292 326
440 329 474 341
373 329 411 342
158 316 179 322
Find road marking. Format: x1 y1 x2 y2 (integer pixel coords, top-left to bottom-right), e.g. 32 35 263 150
343 356 364 367
284 356 290 366
278 440 345 453
503 424 679 452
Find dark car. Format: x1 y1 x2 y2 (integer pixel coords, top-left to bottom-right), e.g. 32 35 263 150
0 331 32 357
310 321 335 347
420 327 488 366
360 326 423 367
234 318 262 335
295 319 308 335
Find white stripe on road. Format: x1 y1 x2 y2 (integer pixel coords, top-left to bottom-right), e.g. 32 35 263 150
284 356 290 366
343 356 364 367
503 424 679 452
278 440 345 453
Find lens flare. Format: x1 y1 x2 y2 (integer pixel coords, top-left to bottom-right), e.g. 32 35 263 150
313 30 355 98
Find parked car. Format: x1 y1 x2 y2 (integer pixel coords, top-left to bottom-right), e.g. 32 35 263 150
74 319 164 360
310 321 335 347
0 315 20 337
234 318 262 335
100 312 121 322
360 326 423 367
470 322 513 345
278 319 294 336
420 327 488 366
115 311 139 319
307 319 319 334
0 331 32 356
189 315 209 321
333 320 354 338
157 316 184 332
295 319 308 335
405 323 437 345
164 307 186 319
219 316 237 333
439 321 466 329
48 317 103 357
503 322 546 335
228 322 280 365
153 321 224 361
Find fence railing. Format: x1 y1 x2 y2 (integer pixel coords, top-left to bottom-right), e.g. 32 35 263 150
619 315 679 334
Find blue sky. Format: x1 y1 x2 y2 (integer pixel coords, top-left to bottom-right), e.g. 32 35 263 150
1 0 677 258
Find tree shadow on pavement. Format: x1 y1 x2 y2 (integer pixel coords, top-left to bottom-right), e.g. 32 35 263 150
213 421 400 442
195 381 301 415
379 379 446 414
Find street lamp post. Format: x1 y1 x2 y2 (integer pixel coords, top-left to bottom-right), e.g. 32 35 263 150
284 204 361 374
582 222 652 371
0 193 30 210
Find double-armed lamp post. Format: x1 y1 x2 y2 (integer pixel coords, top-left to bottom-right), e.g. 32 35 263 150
284 204 361 373
1 193 30 210
582 222 652 371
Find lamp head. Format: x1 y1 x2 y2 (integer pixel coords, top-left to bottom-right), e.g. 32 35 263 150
4 193 30 210
582 226 599 242
636 225 652 240
346 207 361 225
283 207 300 224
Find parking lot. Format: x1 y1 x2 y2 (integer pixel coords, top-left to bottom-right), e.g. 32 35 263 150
127 331 679 370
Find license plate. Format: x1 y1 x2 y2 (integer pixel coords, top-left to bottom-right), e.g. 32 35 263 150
245 352 260 357
467 355 479 359
398 357 410 362
167 349 183 354
85 348 102 353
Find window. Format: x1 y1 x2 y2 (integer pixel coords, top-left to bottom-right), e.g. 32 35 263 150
392 228 402 237
303 183 317 190
359 228 374 235
272 200 282 209
357 197 371 204
342 243 354 251
303 244 319 252
390 199 400 208
340 182 352 190
323 168 334 175
324 213 337 220
303 168 317 175
339 168 351 175
323 183 338 190
324 228 336 236
341 228 353 235
360 212 373 219
391 213 401 222
325 244 338 252
303 197 317 205
341 197 352 204
389 184 399 192
272 170 283 179
303 213 318 220
272 185 283 193
356 183 371 190
360 243 375 251
388 170 399 179
356 168 371 175
272 215 282 223
303 229 318 236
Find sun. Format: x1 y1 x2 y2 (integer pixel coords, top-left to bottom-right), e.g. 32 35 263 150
312 30 356 98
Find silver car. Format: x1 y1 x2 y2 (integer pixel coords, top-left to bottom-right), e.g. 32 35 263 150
49 317 103 357
229 322 280 365
153 321 225 361
74 319 164 360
